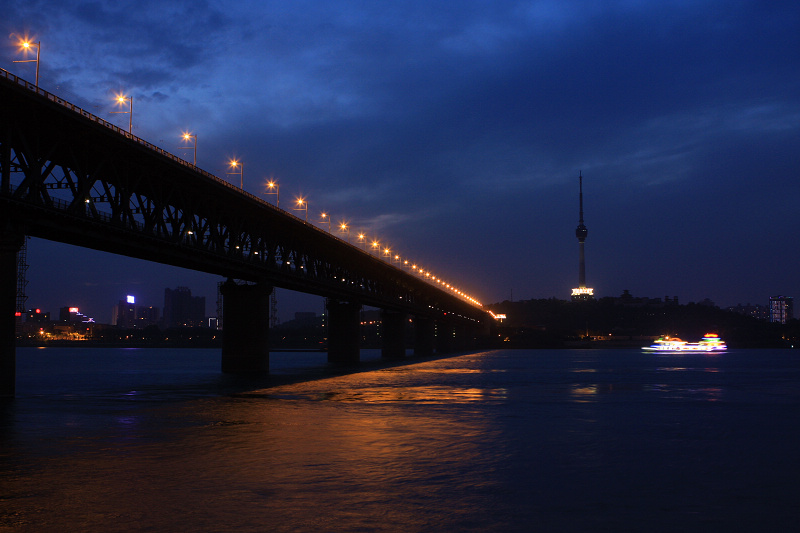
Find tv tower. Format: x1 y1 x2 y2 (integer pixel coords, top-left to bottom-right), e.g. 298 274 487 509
571 172 594 301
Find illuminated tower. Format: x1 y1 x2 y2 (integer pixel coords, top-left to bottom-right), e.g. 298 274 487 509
571 172 594 301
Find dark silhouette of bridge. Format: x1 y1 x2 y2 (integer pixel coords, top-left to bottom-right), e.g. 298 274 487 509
0 70 490 397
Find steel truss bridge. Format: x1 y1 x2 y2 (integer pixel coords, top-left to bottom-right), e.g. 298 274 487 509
0 70 490 395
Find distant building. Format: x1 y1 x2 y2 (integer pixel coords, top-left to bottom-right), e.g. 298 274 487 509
769 296 794 324
111 297 137 328
135 306 160 327
59 306 95 324
163 287 206 328
25 308 50 323
571 172 594 301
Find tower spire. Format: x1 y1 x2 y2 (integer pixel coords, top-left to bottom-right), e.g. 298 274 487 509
571 172 593 301
578 171 585 226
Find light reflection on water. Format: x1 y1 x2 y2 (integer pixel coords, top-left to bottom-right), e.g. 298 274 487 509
3 348 800 531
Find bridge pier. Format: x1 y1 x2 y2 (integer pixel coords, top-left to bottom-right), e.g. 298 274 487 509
220 279 272 374
326 300 362 364
380 309 406 360
413 315 435 356
0 232 23 398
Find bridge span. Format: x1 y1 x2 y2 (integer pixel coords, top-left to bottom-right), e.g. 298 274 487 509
0 70 491 396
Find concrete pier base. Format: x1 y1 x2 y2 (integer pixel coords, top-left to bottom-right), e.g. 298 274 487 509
0 232 23 398
326 300 361 364
220 280 272 374
380 309 406 360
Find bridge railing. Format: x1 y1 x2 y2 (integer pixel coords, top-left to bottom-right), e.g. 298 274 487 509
1 68 482 308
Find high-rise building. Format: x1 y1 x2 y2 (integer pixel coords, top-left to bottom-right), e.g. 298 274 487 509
163 287 206 328
571 172 594 301
111 296 137 327
769 296 794 324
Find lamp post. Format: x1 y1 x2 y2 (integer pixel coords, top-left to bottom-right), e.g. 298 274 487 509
294 196 308 221
13 38 40 86
357 232 367 250
318 212 331 232
265 179 279 207
338 221 349 242
181 132 197 165
112 94 133 133
227 159 243 189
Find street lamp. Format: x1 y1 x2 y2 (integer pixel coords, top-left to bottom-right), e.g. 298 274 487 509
181 132 197 165
294 196 308 221
227 159 243 189
338 221 349 242
371 240 380 255
265 179 280 207
318 211 331 231
13 38 40 86
357 232 367 250
112 93 133 133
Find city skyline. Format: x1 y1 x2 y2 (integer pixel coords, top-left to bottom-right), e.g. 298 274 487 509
3 1 799 319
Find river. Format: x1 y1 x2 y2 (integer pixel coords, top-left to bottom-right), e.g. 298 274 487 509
2 347 799 531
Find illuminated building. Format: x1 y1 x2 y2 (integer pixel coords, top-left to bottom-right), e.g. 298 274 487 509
58 307 95 324
571 172 594 301
769 295 794 324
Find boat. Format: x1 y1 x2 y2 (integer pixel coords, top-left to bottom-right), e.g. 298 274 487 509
642 333 727 353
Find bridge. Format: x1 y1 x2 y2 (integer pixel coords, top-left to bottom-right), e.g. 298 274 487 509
0 70 491 397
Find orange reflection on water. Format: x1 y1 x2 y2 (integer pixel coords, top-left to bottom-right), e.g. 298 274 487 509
266 385 507 403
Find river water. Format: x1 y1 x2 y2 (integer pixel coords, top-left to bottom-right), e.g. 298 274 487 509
2 347 800 532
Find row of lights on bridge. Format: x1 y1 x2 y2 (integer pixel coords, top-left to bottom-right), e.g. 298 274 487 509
7 34 482 309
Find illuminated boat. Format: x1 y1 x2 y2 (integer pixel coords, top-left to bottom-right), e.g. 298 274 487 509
642 333 727 353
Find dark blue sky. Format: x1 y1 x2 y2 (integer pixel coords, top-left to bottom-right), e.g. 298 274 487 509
3 0 799 322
